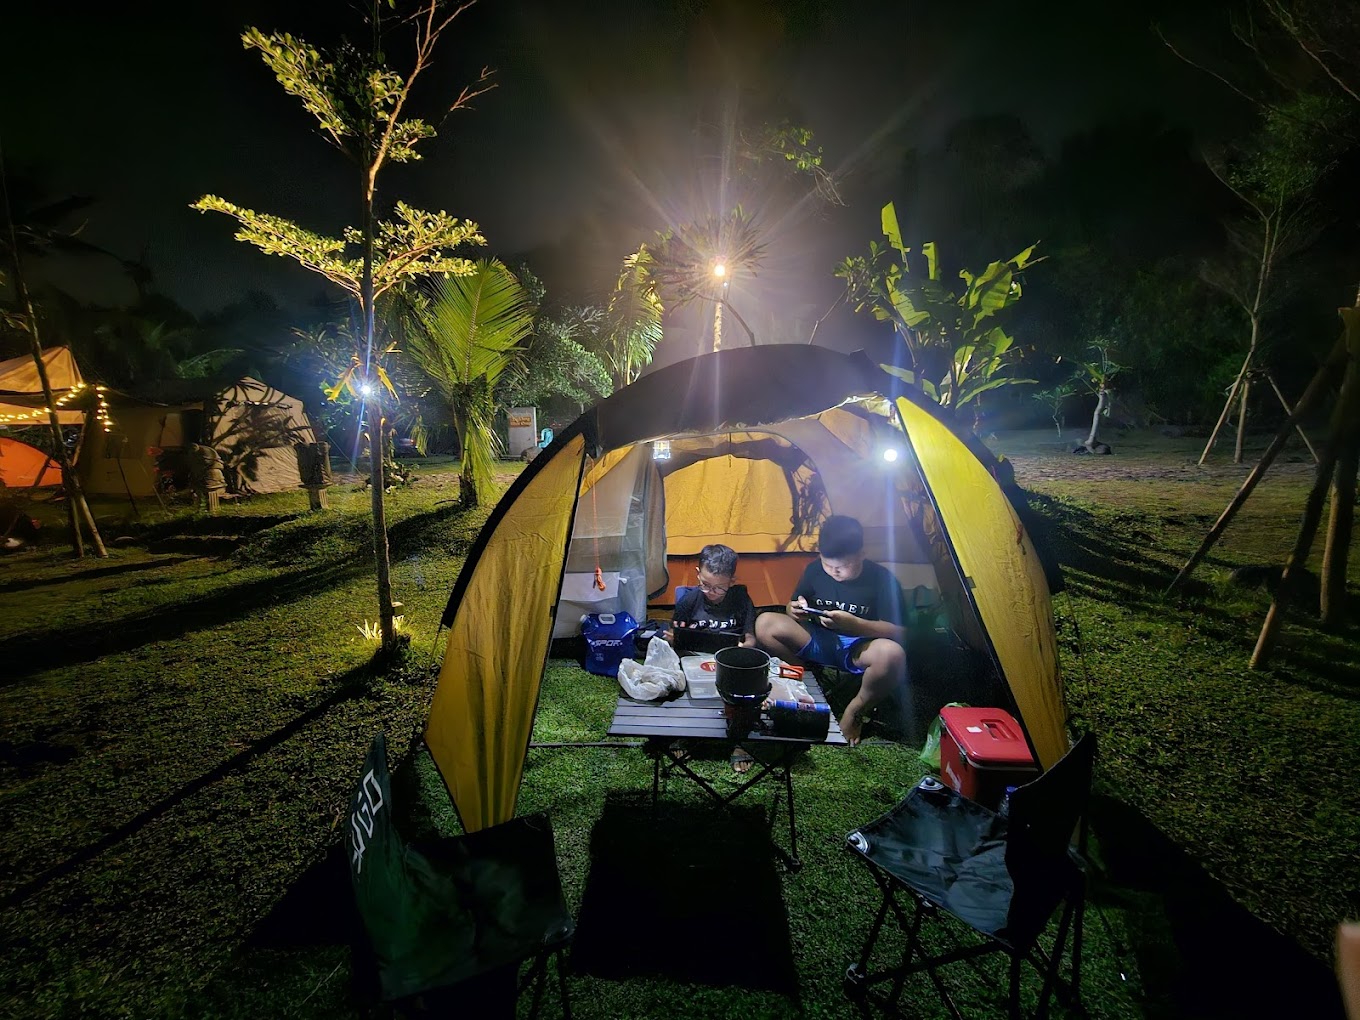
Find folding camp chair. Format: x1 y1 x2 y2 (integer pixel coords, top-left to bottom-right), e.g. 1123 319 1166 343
843 732 1097 1019
346 734 574 1017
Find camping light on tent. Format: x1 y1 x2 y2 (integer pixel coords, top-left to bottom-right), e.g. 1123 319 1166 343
881 446 900 463
652 440 671 461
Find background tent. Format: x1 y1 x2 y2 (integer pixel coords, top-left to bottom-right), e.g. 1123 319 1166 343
0 346 87 425
81 377 317 498
426 345 1068 834
0 436 62 488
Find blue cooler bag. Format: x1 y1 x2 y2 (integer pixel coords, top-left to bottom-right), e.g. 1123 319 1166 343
581 612 638 677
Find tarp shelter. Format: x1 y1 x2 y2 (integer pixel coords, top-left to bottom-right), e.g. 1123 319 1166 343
425 345 1068 834
0 347 86 426
0 436 62 488
81 377 317 498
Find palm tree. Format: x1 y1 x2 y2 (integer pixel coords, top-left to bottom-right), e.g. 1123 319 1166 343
602 246 664 388
406 259 533 507
646 207 766 351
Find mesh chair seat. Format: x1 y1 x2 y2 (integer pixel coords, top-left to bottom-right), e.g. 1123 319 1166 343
844 733 1096 1019
849 783 1082 952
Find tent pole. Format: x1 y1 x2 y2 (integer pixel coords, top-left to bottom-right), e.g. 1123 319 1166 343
1168 331 1346 593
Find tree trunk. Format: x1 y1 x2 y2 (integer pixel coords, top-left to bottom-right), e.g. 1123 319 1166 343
1234 373 1250 464
5 233 105 558
362 171 396 649
1084 386 1107 449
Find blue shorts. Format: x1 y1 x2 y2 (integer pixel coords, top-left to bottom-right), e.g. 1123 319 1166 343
798 626 870 675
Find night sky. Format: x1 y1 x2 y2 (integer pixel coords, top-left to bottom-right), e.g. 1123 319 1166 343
4 0 1238 354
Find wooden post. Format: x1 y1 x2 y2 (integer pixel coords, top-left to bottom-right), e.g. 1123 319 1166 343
1265 372 1320 463
1252 310 1360 668
1168 332 1347 593
1234 374 1250 464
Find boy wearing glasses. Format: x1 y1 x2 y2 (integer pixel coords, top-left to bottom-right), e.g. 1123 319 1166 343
667 543 757 648
756 515 907 745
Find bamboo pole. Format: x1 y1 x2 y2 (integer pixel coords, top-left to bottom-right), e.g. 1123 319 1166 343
1321 307 1360 629
1200 350 1251 465
1251 310 1360 668
1167 332 1347 593
1234 374 1250 464
1265 372 1320 463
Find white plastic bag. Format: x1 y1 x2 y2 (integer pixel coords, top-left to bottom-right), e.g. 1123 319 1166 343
617 635 687 701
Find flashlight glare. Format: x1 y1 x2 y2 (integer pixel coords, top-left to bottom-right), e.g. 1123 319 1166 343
882 448 900 463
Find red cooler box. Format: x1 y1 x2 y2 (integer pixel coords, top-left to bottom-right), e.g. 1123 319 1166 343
938 707 1038 808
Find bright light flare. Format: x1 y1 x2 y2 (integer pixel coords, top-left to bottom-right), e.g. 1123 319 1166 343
881 447 900 463
712 261 727 278
358 381 377 397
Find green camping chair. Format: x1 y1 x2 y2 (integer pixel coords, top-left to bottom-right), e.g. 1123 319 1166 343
346 734 574 1016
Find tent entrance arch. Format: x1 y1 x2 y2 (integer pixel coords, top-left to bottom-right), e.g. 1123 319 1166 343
553 406 944 637
426 345 1068 833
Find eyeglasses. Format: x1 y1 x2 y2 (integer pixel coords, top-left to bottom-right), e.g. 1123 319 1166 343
695 572 731 596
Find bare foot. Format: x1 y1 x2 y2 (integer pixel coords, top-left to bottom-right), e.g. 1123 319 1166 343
840 708 863 746
731 746 754 773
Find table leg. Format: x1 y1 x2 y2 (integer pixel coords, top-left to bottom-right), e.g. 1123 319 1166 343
783 755 800 869
652 753 660 810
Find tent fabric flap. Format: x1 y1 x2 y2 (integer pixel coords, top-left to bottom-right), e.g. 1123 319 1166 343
426 435 587 832
0 347 83 393
0 437 63 487
896 397 1067 769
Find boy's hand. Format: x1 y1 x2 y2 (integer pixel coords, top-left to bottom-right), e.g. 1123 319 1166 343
789 597 811 622
662 629 674 642
823 610 860 634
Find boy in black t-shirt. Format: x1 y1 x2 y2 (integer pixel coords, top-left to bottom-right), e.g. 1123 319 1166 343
755 516 907 745
666 544 757 648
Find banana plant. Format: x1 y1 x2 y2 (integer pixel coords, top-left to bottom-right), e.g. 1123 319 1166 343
839 202 1039 422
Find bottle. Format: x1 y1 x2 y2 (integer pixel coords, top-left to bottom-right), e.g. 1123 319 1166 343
999 785 1018 819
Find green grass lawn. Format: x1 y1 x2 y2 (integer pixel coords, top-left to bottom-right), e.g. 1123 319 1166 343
1 434 1357 1019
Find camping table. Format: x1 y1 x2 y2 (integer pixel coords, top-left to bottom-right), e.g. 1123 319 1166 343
606 674 848 869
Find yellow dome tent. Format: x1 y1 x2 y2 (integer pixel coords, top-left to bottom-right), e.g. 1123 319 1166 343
426 345 1067 832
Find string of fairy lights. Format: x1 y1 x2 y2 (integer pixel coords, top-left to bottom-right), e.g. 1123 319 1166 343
0 381 117 432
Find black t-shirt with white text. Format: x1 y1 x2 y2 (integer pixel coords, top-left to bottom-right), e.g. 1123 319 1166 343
673 584 757 636
792 560 906 628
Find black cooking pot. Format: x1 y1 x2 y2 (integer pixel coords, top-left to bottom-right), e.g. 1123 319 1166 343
715 646 771 701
